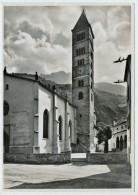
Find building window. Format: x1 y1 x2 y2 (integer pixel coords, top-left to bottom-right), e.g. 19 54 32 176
121 126 123 129
58 116 62 141
76 47 85 56
78 92 83 100
69 120 72 140
117 128 118 130
43 109 49 138
5 84 9 90
78 80 84 87
4 100 9 116
76 32 85 42
78 59 85 66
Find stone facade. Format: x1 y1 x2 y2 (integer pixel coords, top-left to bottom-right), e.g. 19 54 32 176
4 152 71 164
72 11 95 152
87 152 127 164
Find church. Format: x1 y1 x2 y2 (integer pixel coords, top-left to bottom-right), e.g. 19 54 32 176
4 10 96 155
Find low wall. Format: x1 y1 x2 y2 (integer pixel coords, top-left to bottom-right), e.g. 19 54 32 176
87 153 127 164
4 152 71 164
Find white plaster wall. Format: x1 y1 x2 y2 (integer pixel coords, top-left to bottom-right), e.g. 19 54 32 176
57 96 66 152
4 76 36 153
38 86 53 153
108 138 112 151
68 104 76 144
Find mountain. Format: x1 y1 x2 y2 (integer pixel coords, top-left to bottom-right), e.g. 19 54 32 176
40 72 127 96
40 71 72 84
94 89 127 125
95 82 127 96
55 84 127 125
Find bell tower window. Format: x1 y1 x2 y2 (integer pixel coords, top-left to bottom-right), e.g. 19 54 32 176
76 32 85 42
78 92 83 100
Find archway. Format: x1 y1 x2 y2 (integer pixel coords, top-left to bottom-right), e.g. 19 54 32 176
4 130 10 153
124 135 127 148
116 137 119 149
120 136 123 151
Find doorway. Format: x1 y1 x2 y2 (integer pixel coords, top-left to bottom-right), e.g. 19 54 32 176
4 125 10 153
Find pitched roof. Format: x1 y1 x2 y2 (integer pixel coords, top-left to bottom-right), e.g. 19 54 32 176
73 10 89 29
72 10 94 38
4 73 77 107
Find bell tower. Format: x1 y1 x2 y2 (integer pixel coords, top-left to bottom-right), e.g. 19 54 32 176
72 10 95 152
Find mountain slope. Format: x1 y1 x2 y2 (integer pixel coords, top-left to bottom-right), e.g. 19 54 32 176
95 82 127 96
94 89 127 125
56 84 127 125
40 71 72 84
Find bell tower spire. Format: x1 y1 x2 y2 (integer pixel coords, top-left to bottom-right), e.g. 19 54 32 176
72 10 95 153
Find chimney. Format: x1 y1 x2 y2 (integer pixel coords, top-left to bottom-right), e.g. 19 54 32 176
4 67 7 75
35 71 38 80
52 85 56 92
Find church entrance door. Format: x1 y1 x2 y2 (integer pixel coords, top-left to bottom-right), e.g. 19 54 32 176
4 125 10 153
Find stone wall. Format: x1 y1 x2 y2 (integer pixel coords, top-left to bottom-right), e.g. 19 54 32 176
4 152 71 164
87 152 127 164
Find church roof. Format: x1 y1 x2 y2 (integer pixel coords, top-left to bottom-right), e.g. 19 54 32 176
4 72 76 108
73 10 89 29
72 10 94 38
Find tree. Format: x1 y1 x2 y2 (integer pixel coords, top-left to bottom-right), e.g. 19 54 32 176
96 122 112 153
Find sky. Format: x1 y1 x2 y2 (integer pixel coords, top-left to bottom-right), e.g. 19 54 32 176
4 5 131 84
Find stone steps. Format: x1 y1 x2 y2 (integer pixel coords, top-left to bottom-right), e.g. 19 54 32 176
71 158 87 162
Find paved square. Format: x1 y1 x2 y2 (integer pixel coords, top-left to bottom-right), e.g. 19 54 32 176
4 163 131 189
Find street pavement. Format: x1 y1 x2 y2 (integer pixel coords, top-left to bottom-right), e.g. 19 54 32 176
3 163 131 189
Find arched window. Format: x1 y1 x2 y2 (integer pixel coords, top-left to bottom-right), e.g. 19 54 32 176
5 84 9 90
43 109 49 138
58 116 62 141
78 92 83 100
69 120 72 140
116 137 119 148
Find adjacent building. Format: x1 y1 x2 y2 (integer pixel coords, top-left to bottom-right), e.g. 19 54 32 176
111 119 127 151
124 54 131 163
